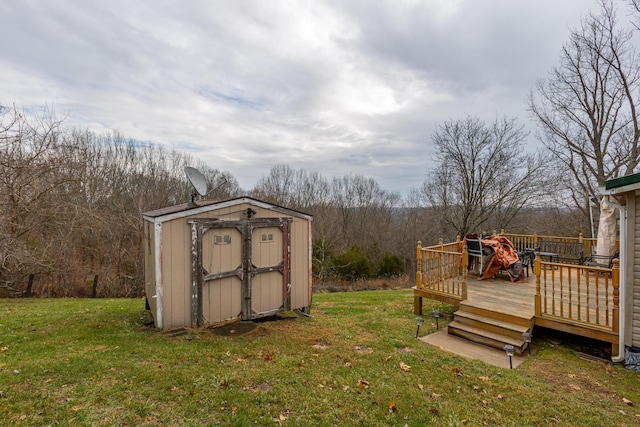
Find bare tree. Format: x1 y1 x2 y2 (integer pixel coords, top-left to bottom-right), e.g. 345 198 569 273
0 105 70 292
421 116 550 238
251 164 330 211
529 0 640 218
330 174 401 254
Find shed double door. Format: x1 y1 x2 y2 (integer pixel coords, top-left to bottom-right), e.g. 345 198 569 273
190 218 292 326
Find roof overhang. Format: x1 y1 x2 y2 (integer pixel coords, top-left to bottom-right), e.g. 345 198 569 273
142 197 313 224
603 172 640 195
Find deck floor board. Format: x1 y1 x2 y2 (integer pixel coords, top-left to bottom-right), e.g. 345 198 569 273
466 273 536 319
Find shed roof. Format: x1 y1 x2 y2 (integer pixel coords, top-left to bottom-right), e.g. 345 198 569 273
142 197 313 223
604 172 640 194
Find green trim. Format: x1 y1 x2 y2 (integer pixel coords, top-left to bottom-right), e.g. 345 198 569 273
605 172 640 190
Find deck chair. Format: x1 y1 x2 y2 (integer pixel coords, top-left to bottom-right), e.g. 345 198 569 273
583 251 619 269
466 237 483 274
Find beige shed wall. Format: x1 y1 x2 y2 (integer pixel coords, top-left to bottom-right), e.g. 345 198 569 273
290 218 312 309
160 208 220 330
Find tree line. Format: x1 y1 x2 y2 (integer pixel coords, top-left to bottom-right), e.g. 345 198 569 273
0 105 584 298
2 0 639 297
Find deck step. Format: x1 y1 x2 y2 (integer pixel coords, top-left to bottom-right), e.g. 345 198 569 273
459 301 532 328
453 310 530 340
448 320 527 355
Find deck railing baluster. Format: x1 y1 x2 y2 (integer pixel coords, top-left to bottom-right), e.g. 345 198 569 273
567 265 572 320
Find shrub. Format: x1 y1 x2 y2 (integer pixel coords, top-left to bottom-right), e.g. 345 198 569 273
377 253 404 277
330 245 372 280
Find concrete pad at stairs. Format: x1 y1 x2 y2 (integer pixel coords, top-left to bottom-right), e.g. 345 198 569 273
420 329 528 369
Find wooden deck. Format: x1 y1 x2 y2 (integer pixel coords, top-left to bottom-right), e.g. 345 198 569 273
414 235 620 358
415 262 619 356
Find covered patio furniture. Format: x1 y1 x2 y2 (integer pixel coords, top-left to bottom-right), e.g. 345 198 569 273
479 235 524 282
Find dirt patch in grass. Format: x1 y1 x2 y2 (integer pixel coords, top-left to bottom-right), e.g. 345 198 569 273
209 322 259 337
354 345 373 354
243 381 274 393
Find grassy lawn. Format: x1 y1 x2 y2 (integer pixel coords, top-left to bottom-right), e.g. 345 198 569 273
2 290 640 426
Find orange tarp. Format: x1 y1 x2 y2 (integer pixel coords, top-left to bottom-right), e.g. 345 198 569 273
479 235 524 282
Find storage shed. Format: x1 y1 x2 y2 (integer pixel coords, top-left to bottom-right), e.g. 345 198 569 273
142 197 313 330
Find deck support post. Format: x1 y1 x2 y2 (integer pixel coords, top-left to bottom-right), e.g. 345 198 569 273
414 241 423 315
414 295 423 315
534 252 542 316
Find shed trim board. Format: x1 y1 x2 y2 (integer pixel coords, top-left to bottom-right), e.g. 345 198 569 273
143 197 312 224
154 222 163 329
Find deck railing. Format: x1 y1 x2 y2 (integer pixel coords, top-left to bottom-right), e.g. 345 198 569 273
415 239 467 302
503 231 610 258
534 256 619 333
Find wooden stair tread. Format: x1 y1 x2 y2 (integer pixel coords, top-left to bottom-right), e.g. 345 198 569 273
458 302 533 327
454 310 530 334
448 320 525 349
461 299 534 316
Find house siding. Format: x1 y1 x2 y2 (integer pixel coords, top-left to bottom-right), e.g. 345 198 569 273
632 191 640 347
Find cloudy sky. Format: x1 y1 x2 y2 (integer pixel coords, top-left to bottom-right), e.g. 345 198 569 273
0 0 605 194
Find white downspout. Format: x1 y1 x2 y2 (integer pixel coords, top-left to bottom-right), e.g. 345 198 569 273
606 195 626 363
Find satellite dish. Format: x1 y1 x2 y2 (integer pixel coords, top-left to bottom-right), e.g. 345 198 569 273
184 166 208 207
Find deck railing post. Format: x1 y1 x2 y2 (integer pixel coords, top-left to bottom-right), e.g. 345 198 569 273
612 259 620 357
462 243 468 300
534 251 542 316
415 241 422 290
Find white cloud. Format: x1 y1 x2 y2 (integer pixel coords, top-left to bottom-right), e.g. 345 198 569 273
0 0 594 194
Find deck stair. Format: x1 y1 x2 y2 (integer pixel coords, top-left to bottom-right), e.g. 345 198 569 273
448 301 533 356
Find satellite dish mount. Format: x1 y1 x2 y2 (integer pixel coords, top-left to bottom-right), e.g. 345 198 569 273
184 166 208 208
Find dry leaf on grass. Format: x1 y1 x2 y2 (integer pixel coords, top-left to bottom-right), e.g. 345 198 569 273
400 362 411 372
273 412 289 424
357 379 370 390
262 351 275 362
569 384 581 391
623 397 633 406
388 401 397 413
